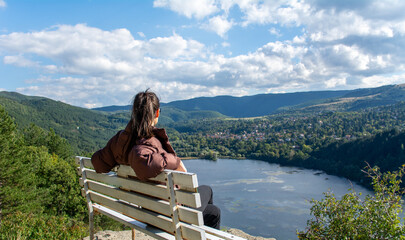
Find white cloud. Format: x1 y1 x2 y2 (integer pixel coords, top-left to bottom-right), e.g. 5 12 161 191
0 24 208 77
146 33 206 59
2 18 402 106
221 41 230 47
0 0 6 8
4 55 39 67
361 73 405 88
203 15 234 37
153 0 218 19
137 32 146 38
269 27 282 37
4 55 58 73
324 77 347 88
2 0 405 108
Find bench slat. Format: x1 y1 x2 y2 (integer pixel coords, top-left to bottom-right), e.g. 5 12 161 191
75 157 199 192
117 165 199 192
76 156 247 240
90 190 174 232
82 179 203 226
84 168 201 208
88 191 206 240
199 226 247 240
93 203 174 240
85 168 167 198
76 156 93 168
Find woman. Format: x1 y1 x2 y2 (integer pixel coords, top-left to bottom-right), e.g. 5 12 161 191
91 90 221 229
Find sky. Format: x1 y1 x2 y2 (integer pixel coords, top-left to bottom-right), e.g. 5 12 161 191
0 0 405 108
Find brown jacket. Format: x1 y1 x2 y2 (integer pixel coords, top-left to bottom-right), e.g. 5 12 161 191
91 121 181 180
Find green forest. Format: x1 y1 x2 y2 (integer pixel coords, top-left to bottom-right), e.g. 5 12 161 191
1 88 405 238
0 106 87 239
167 102 405 187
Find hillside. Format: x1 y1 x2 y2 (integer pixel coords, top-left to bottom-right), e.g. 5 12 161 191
2 83 405 153
95 84 405 118
92 91 352 117
306 128 405 185
158 90 351 117
0 91 128 153
165 84 405 117
92 104 227 124
282 84 405 113
0 92 226 152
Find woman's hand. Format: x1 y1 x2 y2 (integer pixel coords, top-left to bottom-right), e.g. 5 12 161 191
175 160 187 172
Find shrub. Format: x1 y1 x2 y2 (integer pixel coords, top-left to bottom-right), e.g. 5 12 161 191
0 211 87 240
298 164 405 239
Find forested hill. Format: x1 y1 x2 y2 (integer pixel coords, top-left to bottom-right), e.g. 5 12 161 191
165 90 350 117
0 91 128 153
0 91 226 152
94 84 405 118
307 128 405 186
94 90 350 116
165 84 405 117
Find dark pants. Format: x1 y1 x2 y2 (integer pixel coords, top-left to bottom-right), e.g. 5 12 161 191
197 185 221 229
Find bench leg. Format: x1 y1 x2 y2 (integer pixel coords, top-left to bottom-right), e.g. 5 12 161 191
89 209 95 240
132 228 136 240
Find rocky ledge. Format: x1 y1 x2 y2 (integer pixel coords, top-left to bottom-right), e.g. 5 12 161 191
82 228 276 240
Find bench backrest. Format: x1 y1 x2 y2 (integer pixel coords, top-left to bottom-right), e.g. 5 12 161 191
76 156 206 240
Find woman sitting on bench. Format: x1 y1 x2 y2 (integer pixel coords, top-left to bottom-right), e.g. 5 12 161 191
91 89 221 230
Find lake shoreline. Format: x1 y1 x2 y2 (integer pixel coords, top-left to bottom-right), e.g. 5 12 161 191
184 158 372 239
182 157 373 191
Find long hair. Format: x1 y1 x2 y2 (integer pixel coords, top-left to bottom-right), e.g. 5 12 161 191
131 90 160 140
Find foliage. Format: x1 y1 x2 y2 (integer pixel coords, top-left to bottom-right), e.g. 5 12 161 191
23 123 73 160
0 211 87 240
0 105 87 239
166 103 405 186
298 165 405 239
0 92 128 153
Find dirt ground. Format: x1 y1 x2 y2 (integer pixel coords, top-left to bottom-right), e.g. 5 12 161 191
81 228 276 240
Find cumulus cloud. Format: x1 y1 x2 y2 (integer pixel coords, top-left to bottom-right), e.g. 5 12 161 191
137 32 146 38
153 0 218 19
153 0 405 45
2 0 405 107
0 0 6 8
221 41 230 47
4 55 39 67
203 15 234 37
0 24 208 76
146 33 206 59
269 27 282 37
1 24 248 106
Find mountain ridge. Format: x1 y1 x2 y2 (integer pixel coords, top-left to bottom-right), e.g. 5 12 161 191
93 84 405 117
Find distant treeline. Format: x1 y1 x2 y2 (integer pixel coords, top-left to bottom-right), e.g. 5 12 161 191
167 103 405 187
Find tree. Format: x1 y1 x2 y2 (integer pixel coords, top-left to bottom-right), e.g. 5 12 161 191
0 106 87 239
298 164 405 239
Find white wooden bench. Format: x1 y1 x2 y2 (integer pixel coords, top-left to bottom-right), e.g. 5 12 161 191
76 156 246 240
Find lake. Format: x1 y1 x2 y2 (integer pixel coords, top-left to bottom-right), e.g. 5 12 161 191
183 159 372 240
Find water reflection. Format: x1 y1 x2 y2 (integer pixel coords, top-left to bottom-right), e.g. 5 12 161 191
184 159 372 240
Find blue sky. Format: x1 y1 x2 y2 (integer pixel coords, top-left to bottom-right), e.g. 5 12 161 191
1 0 405 108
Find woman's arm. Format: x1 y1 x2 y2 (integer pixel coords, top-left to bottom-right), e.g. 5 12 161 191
91 131 122 173
175 160 187 172
129 143 181 180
